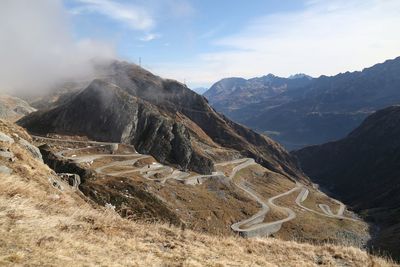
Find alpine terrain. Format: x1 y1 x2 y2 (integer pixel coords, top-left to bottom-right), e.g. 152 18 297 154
205 57 400 150
13 61 369 246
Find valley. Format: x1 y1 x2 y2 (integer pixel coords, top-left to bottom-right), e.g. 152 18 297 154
30 133 368 246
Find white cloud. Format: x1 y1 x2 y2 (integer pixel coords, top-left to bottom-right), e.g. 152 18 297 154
154 0 400 87
73 0 154 31
0 0 115 93
139 33 161 42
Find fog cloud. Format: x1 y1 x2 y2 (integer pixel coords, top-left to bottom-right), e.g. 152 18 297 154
0 0 115 94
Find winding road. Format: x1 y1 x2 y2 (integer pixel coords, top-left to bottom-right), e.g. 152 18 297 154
33 135 358 238
34 136 225 185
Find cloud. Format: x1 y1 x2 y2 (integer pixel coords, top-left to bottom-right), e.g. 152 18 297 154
0 0 115 93
139 33 161 42
72 0 154 31
153 0 400 87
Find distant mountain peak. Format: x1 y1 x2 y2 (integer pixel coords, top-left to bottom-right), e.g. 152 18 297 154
263 73 277 79
288 73 313 80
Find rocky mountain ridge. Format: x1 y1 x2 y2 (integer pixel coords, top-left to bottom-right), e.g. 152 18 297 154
18 61 306 181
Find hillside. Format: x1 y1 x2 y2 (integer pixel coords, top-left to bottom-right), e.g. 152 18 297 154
0 95 36 121
205 57 400 150
293 105 400 259
19 60 305 181
0 120 395 267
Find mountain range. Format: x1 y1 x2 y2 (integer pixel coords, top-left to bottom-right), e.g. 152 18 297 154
1 59 397 263
204 57 400 150
19 60 305 180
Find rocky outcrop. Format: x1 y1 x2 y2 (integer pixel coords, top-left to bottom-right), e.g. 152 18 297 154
0 165 12 175
39 144 93 181
18 138 43 162
20 80 214 174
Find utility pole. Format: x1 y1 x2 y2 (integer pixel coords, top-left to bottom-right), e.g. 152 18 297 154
139 57 142 67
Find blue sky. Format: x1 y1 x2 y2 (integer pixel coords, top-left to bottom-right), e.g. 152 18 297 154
63 0 307 86
61 0 400 88
2 0 399 92
65 1 305 62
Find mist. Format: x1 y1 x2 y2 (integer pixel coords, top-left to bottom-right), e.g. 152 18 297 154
0 0 116 95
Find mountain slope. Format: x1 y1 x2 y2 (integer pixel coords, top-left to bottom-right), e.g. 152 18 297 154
206 57 400 150
0 95 36 121
0 120 392 267
293 105 400 259
18 61 306 181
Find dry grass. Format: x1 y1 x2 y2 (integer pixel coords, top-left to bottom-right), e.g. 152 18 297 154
0 170 396 267
0 120 397 266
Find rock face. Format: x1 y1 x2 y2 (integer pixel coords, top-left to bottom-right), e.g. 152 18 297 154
205 57 400 150
0 95 36 121
18 62 306 180
18 138 43 162
293 105 400 259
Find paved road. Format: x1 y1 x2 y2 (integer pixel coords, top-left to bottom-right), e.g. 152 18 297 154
32 135 117 146
294 185 358 222
35 135 226 185
319 204 334 216
231 179 302 237
34 135 358 237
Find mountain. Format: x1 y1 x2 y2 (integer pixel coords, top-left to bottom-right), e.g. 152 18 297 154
18 61 306 181
293 105 400 259
204 74 313 123
12 61 381 256
205 57 400 150
0 95 36 121
191 87 208 95
0 119 391 267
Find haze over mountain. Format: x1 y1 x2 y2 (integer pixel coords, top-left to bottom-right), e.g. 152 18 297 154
293 105 400 259
0 95 36 121
205 57 400 150
204 74 313 124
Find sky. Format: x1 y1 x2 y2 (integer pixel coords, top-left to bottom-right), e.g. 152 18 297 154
2 0 400 91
